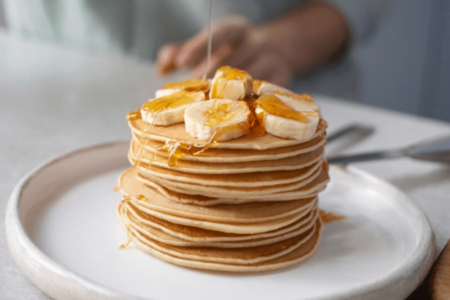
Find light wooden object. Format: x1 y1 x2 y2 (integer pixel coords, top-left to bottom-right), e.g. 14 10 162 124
429 239 450 300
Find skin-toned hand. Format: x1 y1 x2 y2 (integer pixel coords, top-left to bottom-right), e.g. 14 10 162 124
156 1 349 87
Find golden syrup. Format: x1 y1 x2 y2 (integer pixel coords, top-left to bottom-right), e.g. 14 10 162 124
162 79 210 93
157 137 218 167
255 94 309 123
113 186 120 192
119 235 132 250
216 66 249 80
252 80 267 94
241 99 265 137
319 119 328 131
273 90 315 104
136 194 146 201
204 0 214 80
319 209 346 223
142 90 203 113
203 103 235 126
210 66 253 99
144 152 156 173
134 114 150 168
126 110 141 121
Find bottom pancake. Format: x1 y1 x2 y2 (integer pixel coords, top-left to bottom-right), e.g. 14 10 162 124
127 219 322 272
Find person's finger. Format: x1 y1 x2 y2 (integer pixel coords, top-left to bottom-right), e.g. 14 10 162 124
188 44 232 79
176 16 250 68
156 44 180 75
245 52 292 87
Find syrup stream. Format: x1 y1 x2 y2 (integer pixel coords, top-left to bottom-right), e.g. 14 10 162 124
203 0 214 81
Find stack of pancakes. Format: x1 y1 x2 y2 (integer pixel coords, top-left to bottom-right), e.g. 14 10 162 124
117 116 329 272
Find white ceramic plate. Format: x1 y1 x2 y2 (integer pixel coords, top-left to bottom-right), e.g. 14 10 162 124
6 142 435 300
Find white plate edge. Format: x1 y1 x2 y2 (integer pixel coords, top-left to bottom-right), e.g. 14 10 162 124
5 141 140 300
307 165 436 300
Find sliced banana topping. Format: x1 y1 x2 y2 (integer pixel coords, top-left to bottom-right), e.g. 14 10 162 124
155 88 182 98
257 82 320 113
141 90 205 126
256 81 292 95
210 66 253 100
252 80 266 94
185 99 250 142
155 79 210 99
255 94 320 141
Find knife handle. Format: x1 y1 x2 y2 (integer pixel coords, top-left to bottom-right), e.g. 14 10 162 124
327 149 406 164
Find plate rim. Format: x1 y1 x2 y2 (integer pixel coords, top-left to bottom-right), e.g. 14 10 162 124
5 141 436 300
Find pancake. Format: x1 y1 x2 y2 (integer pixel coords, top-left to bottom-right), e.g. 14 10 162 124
139 164 322 196
120 197 316 234
135 158 324 187
119 204 318 248
129 117 327 150
138 164 329 201
131 131 327 163
118 201 318 243
129 142 325 174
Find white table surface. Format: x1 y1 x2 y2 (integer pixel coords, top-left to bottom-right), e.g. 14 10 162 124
1 30 450 300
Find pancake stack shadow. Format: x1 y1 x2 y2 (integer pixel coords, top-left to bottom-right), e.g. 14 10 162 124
116 117 329 272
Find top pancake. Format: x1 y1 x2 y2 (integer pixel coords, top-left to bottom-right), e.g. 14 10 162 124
128 116 328 150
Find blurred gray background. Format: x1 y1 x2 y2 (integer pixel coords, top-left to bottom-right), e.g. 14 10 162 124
353 0 450 122
0 0 448 122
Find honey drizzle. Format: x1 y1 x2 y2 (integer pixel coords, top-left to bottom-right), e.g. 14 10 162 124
157 133 218 167
319 209 346 223
126 110 141 121
119 196 132 250
241 98 266 137
252 80 266 94
136 194 146 201
162 79 210 93
142 90 202 112
203 0 214 80
134 112 150 168
204 102 235 126
255 94 310 123
274 90 315 104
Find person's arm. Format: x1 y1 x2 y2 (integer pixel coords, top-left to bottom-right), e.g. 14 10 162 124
257 1 350 75
157 1 350 87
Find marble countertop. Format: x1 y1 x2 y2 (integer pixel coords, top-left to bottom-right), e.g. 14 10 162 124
1 31 450 299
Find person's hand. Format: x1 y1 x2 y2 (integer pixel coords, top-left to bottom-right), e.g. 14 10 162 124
156 2 349 88
156 16 294 87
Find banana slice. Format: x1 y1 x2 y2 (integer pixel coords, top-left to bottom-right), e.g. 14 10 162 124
155 88 182 98
155 79 210 99
255 94 320 141
210 66 253 100
257 82 320 113
252 80 266 94
141 90 205 126
185 99 250 141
